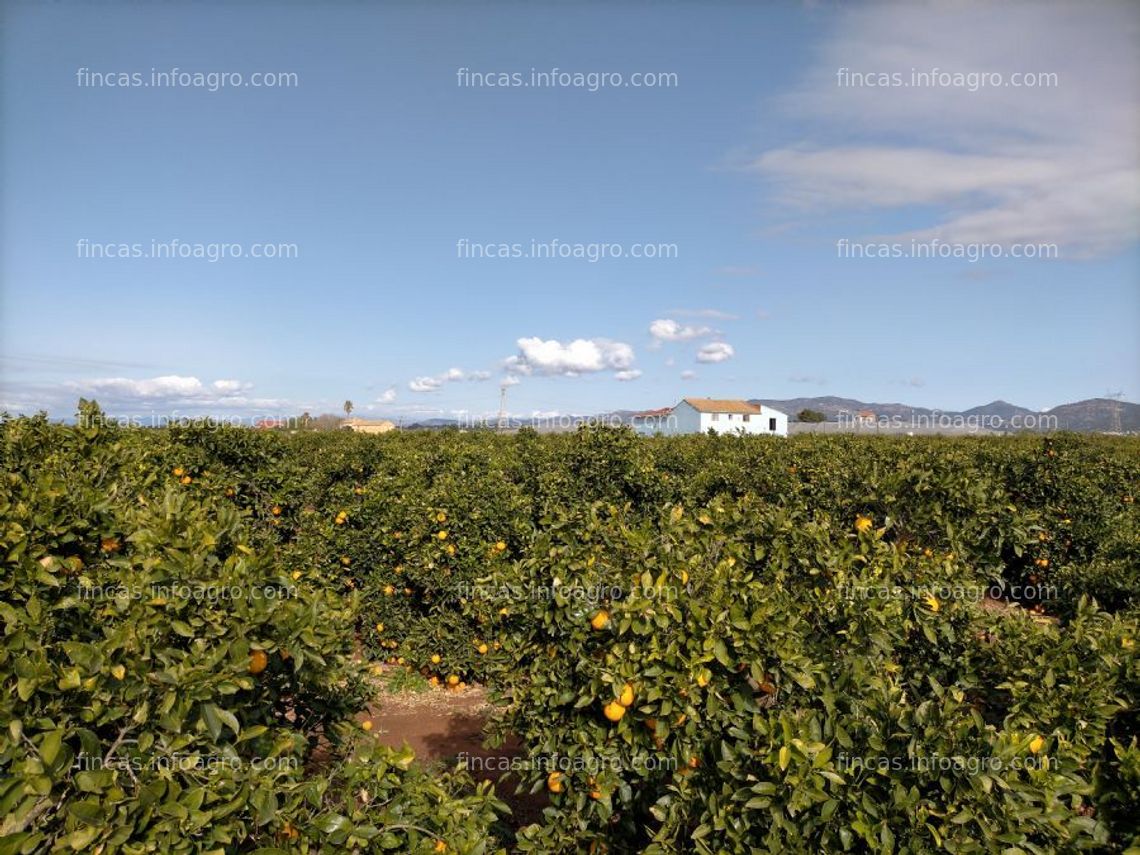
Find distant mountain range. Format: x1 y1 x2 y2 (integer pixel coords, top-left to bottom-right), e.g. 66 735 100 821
748 396 1139 432
409 397 1139 433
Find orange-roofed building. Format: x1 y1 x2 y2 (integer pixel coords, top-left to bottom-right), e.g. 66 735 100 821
663 398 788 436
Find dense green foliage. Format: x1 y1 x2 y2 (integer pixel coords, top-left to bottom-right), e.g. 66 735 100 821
2 406 1138 853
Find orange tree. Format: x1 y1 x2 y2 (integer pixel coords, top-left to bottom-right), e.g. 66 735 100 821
0 407 506 854
477 495 1139 853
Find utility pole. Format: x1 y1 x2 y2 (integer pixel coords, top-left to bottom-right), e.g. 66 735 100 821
497 385 508 432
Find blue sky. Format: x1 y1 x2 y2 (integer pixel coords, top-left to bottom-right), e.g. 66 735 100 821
2 1 1138 421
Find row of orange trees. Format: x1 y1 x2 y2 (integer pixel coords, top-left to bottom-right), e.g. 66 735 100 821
3 405 1138 852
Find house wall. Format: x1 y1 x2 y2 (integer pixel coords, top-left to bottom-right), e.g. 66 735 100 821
659 402 702 435
659 402 789 436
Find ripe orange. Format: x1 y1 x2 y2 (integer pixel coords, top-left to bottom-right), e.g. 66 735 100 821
437 530 448 540
617 683 635 707
476 643 489 655
361 720 373 732
546 771 563 793
855 515 872 533
180 475 192 485
446 674 460 687
249 650 269 675
602 701 626 722
590 611 610 631
271 505 281 516
431 654 441 664
172 467 185 477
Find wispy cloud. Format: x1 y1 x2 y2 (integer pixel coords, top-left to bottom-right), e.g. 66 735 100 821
408 367 492 393
748 3 1140 256
891 376 926 388
665 308 739 321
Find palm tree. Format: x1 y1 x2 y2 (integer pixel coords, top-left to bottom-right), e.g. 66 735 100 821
343 400 354 419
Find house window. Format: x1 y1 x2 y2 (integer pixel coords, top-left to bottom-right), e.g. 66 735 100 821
743 414 750 422
769 418 777 431
711 413 719 421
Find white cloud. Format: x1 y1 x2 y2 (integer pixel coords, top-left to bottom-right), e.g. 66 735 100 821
77 375 206 398
680 370 697 380
506 337 636 377
408 367 491 392
500 375 521 387
376 387 397 403
614 369 642 382
72 375 260 401
212 379 250 392
409 377 443 393
696 342 735 364
649 319 714 344
62 374 289 415
748 3 1140 256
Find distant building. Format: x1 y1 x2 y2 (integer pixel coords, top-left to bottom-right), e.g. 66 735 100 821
341 417 396 435
660 398 788 436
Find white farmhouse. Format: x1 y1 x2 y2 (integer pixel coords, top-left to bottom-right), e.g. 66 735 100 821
663 398 788 436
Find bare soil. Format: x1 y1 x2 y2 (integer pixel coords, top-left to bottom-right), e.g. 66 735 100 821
359 668 547 829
